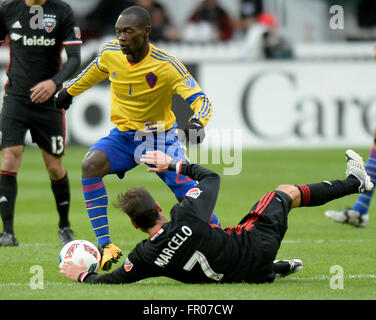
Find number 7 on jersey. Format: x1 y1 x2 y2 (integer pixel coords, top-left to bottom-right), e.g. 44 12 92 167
183 250 224 281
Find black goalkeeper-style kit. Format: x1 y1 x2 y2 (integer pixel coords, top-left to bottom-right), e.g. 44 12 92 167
79 162 293 284
0 0 81 155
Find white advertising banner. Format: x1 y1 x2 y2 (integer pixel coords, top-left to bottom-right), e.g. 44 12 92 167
199 61 376 148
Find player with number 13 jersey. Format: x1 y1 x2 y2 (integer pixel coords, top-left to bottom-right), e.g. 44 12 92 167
0 0 82 247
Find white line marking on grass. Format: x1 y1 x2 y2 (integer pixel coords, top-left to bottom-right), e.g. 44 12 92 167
278 274 376 281
19 243 59 247
282 239 369 244
0 282 76 288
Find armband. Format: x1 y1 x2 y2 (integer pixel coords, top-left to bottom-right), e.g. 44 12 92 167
78 272 90 283
168 160 187 174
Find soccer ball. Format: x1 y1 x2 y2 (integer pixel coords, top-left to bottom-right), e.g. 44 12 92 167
59 240 101 273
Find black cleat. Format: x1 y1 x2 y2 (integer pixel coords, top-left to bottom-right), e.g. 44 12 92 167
58 227 74 245
0 232 19 247
274 259 303 277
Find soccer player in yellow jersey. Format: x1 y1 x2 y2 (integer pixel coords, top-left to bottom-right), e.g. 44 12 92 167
55 6 221 270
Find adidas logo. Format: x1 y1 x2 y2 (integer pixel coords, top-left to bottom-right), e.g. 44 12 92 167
11 21 22 29
10 33 22 41
0 196 8 203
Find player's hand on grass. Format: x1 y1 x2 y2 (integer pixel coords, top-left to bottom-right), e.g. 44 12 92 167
30 79 57 104
60 259 86 282
140 151 173 173
185 119 205 144
54 88 73 110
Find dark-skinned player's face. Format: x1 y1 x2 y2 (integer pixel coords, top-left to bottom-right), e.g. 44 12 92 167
115 14 150 55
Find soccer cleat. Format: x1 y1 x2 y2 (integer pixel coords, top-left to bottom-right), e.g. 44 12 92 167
98 243 123 271
274 259 303 277
345 150 374 192
0 232 19 247
325 209 368 227
58 227 74 245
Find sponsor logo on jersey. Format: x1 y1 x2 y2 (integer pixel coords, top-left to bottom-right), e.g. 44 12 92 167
185 187 202 199
23 35 56 46
123 258 133 272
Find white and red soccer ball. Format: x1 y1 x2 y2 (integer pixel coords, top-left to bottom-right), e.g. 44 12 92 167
59 240 101 272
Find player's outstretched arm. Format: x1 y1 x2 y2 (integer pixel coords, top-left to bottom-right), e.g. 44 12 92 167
60 258 147 284
141 151 220 222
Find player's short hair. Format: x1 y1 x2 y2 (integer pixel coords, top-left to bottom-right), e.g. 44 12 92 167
120 5 152 28
115 187 159 229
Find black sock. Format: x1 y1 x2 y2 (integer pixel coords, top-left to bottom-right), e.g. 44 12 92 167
51 173 70 228
0 171 17 234
297 176 360 207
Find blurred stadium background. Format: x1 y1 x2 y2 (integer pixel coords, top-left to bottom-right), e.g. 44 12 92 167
0 0 375 149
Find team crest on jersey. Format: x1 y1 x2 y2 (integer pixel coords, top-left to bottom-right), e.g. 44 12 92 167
43 17 56 33
123 258 133 272
146 72 158 88
185 187 202 199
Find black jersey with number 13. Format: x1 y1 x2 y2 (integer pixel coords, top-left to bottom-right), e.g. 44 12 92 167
0 0 82 97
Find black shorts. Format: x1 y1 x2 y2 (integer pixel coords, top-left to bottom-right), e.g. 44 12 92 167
226 190 292 283
0 93 66 156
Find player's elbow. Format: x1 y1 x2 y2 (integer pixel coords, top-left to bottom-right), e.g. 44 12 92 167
207 171 221 185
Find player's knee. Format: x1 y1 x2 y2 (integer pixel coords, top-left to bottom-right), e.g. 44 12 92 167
82 150 110 178
276 184 299 200
1 148 22 171
46 162 65 180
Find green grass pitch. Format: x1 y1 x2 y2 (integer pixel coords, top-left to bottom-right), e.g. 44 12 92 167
0 146 375 300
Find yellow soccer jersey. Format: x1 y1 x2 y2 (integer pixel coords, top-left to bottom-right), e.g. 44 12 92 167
65 41 213 132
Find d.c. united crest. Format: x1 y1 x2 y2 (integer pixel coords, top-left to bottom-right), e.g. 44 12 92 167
43 17 56 33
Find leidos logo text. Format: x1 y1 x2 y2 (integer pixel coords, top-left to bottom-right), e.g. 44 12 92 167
23 35 55 46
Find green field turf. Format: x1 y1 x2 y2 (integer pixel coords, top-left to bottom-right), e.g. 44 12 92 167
0 146 375 300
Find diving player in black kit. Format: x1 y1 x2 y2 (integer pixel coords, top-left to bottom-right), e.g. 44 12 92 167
61 149 373 284
0 0 82 246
